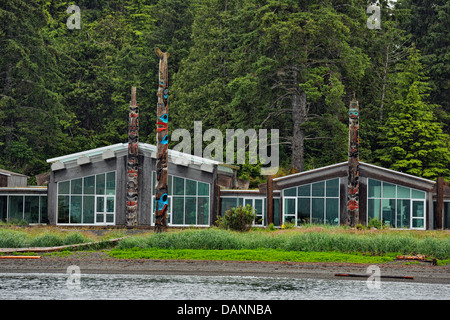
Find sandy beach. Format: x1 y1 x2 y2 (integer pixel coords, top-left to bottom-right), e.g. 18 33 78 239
1 251 449 285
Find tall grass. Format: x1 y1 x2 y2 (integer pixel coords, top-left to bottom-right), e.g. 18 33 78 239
0 229 92 248
116 228 450 259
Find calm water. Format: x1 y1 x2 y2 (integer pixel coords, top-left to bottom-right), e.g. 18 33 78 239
0 273 448 300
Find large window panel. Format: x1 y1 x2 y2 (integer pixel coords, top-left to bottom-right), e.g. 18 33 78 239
70 196 82 224
396 199 410 229
0 196 7 221
382 199 396 227
297 198 310 224
57 195 70 223
368 198 381 221
24 196 40 224
368 179 381 198
197 197 209 225
326 198 339 225
9 196 23 221
312 182 325 197
185 197 197 225
326 179 339 198
71 178 82 195
312 198 324 224
172 197 184 225
83 196 95 224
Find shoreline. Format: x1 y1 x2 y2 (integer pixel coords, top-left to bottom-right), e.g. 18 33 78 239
1 251 449 285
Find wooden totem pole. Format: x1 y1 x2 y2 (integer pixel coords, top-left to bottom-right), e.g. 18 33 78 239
127 86 139 226
347 98 360 227
155 48 170 232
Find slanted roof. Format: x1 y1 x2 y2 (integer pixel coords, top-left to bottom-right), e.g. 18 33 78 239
0 168 28 178
46 142 225 174
272 161 436 192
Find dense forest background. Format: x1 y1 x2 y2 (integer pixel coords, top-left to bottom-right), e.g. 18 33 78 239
0 0 449 186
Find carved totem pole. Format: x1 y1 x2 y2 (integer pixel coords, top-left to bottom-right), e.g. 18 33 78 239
127 86 139 226
347 98 360 227
155 48 170 232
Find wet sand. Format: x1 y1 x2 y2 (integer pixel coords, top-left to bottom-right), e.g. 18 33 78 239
1 251 449 284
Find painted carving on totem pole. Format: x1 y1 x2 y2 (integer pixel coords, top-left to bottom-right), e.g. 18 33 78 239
347 99 360 226
155 48 170 232
127 86 139 226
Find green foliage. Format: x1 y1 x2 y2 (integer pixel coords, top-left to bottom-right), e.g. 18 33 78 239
0 0 448 183
216 205 256 232
0 229 93 248
116 228 450 259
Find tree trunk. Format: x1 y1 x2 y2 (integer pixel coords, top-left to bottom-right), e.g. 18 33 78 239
291 88 306 172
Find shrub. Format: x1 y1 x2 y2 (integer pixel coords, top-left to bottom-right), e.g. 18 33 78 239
216 205 256 232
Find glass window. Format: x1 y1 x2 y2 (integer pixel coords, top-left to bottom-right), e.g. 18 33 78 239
96 174 105 195
382 199 396 227
185 179 197 196
71 178 82 195
312 182 325 197
284 198 295 214
197 197 209 225
326 198 339 225
106 172 116 195
83 196 95 224
254 199 263 225
297 198 310 224
412 189 425 199
221 198 237 215
273 198 281 227
40 196 48 224
70 196 82 224
58 181 70 195
396 199 410 228
57 195 70 223
172 197 184 224
284 187 296 197
198 182 209 196
326 179 339 197
185 197 197 224
84 176 95 194
312 198 324 224
24 196 39 224
298 185 310 197
368 179 381 198
0 196 7 222
382 182 396 198
173 176 184 196
9 196 23 221
397 186 410 198
368 198 381 221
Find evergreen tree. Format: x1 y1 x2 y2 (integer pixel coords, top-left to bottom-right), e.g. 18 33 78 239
377 47 450 180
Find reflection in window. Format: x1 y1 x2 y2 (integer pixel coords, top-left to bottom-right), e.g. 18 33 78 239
367 179 426 229
57 171 115 225
152 172 210 226
283 178 340 226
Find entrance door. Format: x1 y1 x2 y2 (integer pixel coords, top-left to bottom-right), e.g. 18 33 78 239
411 200 425 230
96 195 115 225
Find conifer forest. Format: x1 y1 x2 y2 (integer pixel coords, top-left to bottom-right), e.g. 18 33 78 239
1 0 449 185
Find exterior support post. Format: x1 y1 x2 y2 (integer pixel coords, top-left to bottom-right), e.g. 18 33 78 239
126 86 139 226
347 98 360 227
155 48 170 232
436 177 444 230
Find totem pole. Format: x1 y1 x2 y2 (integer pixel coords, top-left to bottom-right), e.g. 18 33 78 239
127 86 139 226
155 48 169 232
347 98 360 227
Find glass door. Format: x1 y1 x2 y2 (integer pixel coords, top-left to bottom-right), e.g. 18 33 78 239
95 196 105 224
411 200 425 229
95 195 115 225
